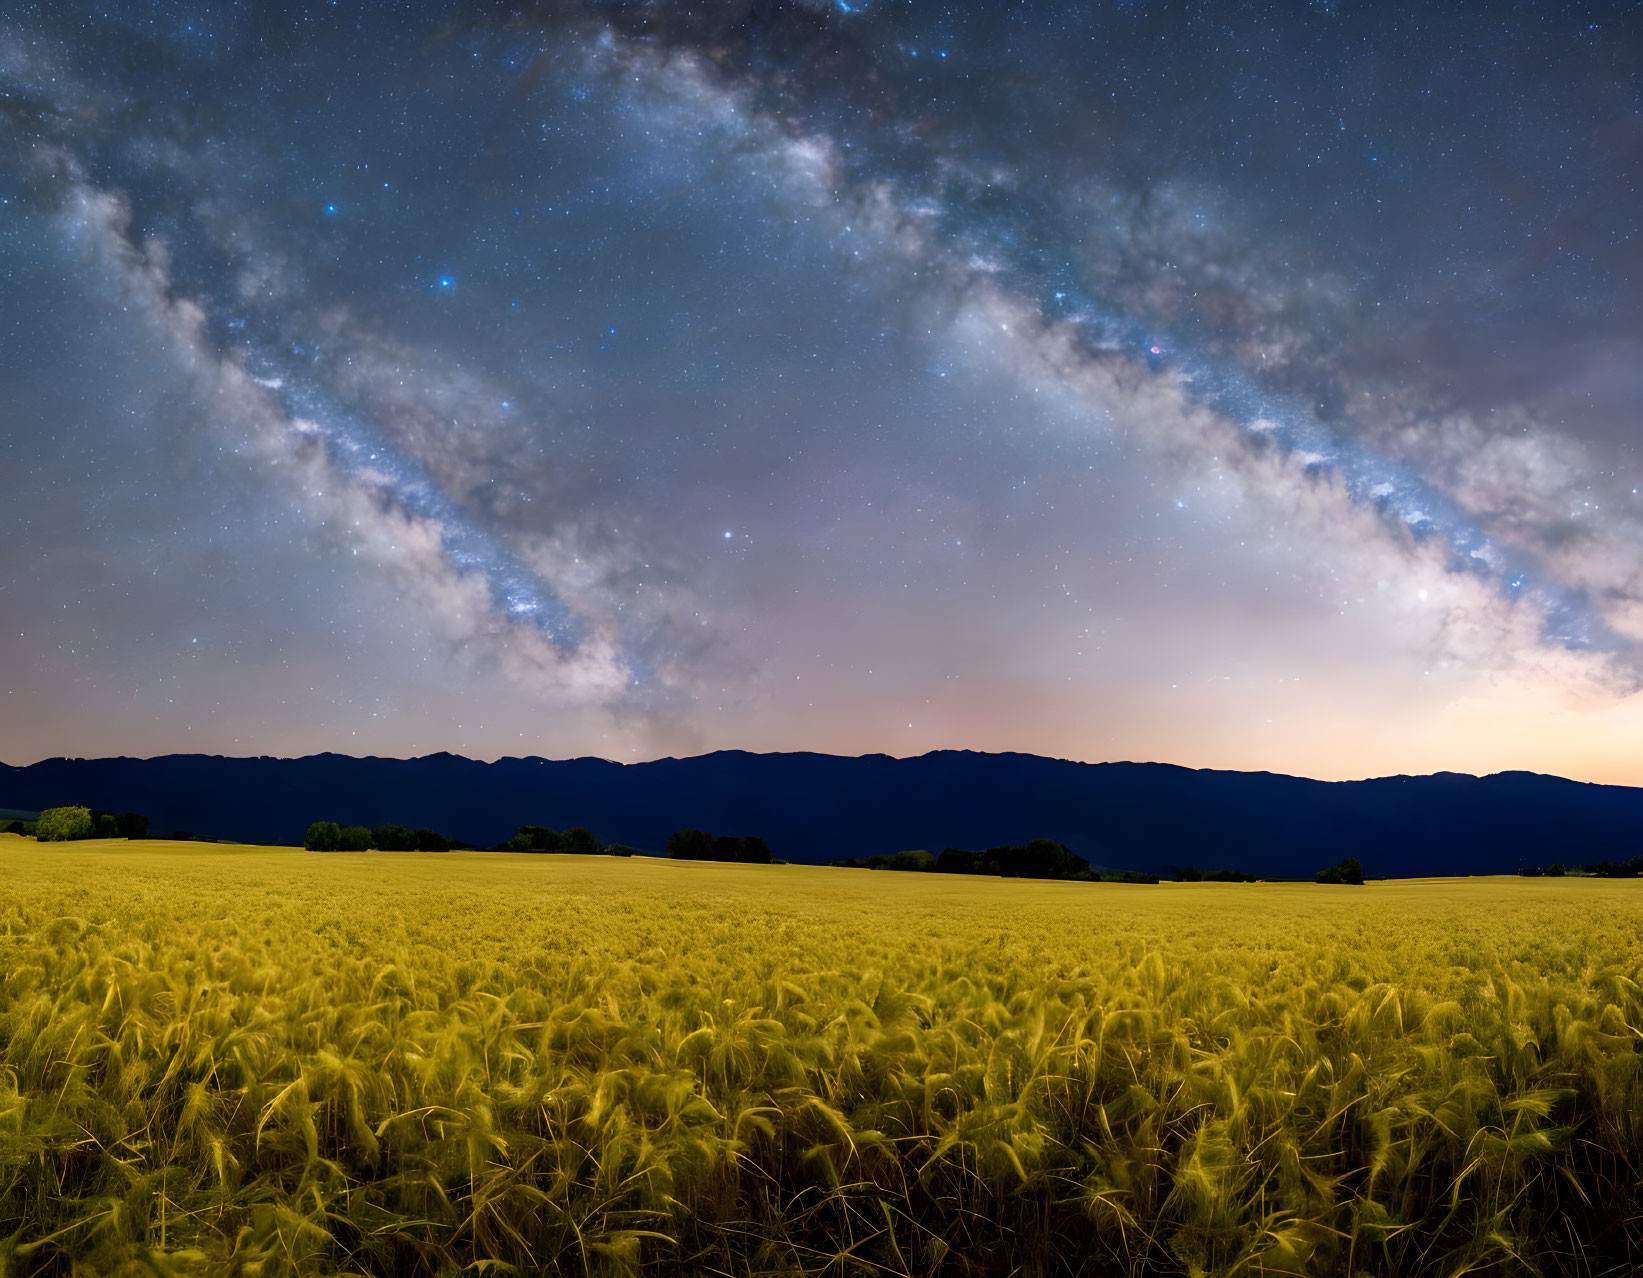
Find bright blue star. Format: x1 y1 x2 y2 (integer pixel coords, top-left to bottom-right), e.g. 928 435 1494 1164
438 277 453 289
325 202 337 215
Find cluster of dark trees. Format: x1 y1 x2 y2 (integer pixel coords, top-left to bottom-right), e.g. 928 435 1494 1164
1162 864 1258 883
833 841 1342 884
502 824 593 853
110 811 149 839
302 820 643 855
1586 858 1643 878
935 839 1091 878
836 838 1100 881
304 822 470 852
4 807 150 841
498 825 633 856
1521 857 1643 878
1315 857 1365 885
834 848 939 873
303 821 776 860
835 840 1272 884
666 829 773 863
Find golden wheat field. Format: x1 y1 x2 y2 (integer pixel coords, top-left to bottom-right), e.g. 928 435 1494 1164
1 835 1640 1277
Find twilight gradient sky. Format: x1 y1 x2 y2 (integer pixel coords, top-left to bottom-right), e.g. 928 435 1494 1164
2 1 1642 780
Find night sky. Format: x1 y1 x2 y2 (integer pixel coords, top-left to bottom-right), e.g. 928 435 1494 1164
3 2 1641 781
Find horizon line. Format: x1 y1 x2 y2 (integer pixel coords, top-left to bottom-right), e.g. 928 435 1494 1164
0 746 1602 789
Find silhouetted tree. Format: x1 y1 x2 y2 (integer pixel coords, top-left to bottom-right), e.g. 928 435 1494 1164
668 828 714 860
337 825 372 852
836 848 939 872
498 825 562 851
707 834 763 863
562 826 599 855
372 824 413 851
305 821 342 852
936 846 982 874
980 838 1088 879
668 829 771 862
116 812 149 840
1315 857 1365 885
929 841 1092 879
411 827 451 852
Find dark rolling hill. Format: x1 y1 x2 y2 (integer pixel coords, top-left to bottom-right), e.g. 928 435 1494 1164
1 750 1637 879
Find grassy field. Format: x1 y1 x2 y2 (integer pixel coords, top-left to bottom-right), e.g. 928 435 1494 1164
0 835 1640 1275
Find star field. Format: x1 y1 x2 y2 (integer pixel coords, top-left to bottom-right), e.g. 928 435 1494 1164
2 1 1641 780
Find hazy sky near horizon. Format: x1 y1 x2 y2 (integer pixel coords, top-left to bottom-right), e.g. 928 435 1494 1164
3 1 1642 781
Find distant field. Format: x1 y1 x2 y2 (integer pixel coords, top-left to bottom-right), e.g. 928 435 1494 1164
1 837 1640 1275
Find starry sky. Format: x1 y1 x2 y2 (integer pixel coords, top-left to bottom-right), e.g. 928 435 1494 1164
2 1 1641 781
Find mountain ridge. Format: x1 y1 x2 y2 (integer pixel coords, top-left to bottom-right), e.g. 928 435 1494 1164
1 749 1633 878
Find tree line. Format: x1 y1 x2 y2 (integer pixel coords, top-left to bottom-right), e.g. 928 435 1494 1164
664 829 772 863
834 839 1161 882
304 822 472 853
2 807 235 843
1520 856 1643 878
834 841 1366 885
301 820 639 854
4 806 149 842
301 820 767 861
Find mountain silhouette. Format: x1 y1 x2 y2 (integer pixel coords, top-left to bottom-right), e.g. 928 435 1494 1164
1 750 1633 879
